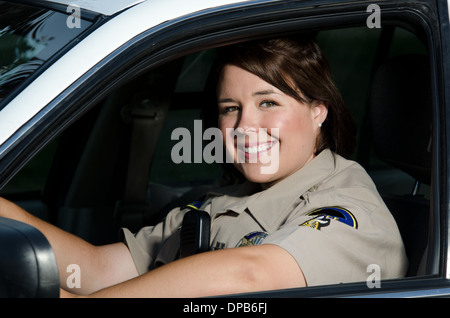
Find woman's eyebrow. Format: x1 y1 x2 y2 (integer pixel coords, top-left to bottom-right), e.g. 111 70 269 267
218 89 281 103
217 97 237 103
252 89 281 96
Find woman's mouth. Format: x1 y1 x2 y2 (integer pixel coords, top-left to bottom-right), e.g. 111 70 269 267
237 140 277 161
245 142 274 154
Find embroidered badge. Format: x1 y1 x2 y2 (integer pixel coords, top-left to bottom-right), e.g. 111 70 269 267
300 206 358 230
236 231 268 247
184 200 203 210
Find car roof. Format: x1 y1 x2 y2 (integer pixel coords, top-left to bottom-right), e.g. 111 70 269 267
42 0 258 16
44 0 146 16
0 0 255 149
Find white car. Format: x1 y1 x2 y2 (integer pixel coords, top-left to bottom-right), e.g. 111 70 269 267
0 0 449 299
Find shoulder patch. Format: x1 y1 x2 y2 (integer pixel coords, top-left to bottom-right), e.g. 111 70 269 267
300 206 358 230
236 231 268 247
183 200 203 210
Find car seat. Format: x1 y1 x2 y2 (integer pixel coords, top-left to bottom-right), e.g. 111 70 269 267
368 54 432 277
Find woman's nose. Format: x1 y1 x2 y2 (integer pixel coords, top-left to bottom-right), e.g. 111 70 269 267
236 106 258 132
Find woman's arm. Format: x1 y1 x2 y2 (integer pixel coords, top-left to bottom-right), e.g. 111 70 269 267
0 197 305 297
0 197 138 294
64 244 306 298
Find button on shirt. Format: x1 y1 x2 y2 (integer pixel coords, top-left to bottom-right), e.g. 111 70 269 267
121 149 408 287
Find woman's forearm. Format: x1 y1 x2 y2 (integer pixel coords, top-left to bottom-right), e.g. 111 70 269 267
82 244 306 298
0 197 138 294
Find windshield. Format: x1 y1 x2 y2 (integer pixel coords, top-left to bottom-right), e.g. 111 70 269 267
0 1 93 106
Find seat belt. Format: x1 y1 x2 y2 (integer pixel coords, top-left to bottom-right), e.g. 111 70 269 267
115 93 168 232
115 59 184 231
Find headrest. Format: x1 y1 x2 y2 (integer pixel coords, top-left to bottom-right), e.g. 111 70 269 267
369 54 432 185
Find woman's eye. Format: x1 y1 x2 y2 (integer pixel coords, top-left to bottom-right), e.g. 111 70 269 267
220 106 239 114
260 100 278 108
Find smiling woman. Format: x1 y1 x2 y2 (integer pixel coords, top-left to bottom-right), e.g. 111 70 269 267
217 64 321 186
211 38 357 159
115 37 408 293
0 34 409 297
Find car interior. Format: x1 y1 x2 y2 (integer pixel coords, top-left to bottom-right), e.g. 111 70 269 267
0 19 436 288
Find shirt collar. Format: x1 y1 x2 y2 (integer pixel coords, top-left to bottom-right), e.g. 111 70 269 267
208 149 337 232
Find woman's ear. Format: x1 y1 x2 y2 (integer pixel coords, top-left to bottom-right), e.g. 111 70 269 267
313 102 328 126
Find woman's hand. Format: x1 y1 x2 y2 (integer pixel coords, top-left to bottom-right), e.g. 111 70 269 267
0 197 138 295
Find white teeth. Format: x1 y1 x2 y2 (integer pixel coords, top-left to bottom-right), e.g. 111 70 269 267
245 142 273 154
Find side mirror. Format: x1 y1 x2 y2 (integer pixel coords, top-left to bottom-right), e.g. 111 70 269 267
0 217 60 298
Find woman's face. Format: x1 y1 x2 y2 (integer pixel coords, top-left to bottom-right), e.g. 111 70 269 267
217 64 328 187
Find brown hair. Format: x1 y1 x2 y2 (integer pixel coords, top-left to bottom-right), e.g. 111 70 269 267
205 37 356 159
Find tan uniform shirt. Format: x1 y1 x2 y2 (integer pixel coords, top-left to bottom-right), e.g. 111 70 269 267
121 149 408 286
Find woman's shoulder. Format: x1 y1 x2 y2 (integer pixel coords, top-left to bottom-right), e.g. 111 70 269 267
330 152 378 188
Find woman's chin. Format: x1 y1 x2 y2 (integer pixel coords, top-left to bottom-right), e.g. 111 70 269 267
238 166 278 186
